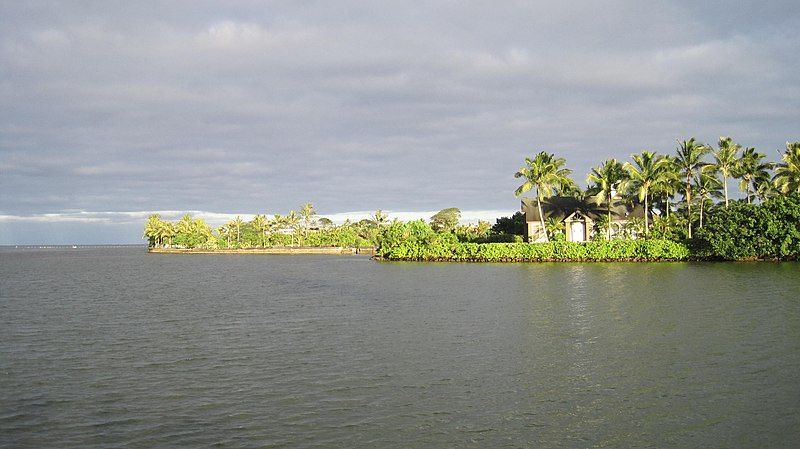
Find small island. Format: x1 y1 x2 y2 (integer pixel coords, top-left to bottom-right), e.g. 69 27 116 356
144 139 800 262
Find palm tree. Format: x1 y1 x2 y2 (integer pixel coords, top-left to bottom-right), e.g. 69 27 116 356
675 138 710 238
587 159 627 240
160 221 176 248
623 151 669 236
754 165 776 202
693 172 723 228
735 147 769 204
143 214 164 247
251 214 270 247
177 213 194 237
514 151 575 242
651 155 681 219
773 142 800 194
299 203 316 236
285 210 299 246
713 136 740 207
227 216 244 246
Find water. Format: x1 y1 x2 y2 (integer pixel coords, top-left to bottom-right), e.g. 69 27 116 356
1 248 799 448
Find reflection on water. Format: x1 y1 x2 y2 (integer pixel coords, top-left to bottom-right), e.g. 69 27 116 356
1 249 799 448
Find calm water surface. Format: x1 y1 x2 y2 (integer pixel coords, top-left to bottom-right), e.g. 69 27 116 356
1 248 799 448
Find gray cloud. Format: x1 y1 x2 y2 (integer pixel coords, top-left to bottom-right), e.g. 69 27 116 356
1 1 798 242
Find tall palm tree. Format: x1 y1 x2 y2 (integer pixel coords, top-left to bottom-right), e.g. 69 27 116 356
693 172 723 229
675 138 709 238
587 159 628 240
713 136 740 207
160 221 176 248
143 214 164 247
251 214 269 247
773 142 800 194
230 216 244 246
623 151 669 236
514 152 575 242
299 203 316 236
651 155 681 219
754 169 776 202
735 147 769 204
177 213 194 238
285 210 300 246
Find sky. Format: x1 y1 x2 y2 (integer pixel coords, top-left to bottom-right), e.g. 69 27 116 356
1 1 798 244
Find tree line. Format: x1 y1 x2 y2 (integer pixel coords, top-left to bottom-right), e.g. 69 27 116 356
513 139 800 241
143 204 496 250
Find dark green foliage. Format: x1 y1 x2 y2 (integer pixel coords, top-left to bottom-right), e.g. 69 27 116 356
376 221 689 262
491 211 525 235
695 193 800 260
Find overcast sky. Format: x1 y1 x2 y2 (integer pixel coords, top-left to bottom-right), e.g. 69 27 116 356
1 1 798 244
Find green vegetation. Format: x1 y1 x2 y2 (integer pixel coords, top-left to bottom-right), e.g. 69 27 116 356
376 220 689 262
144 139 800 262
143 205 379 250
694 194 800 260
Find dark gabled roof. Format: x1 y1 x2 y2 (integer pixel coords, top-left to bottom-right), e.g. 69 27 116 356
522 196 647 222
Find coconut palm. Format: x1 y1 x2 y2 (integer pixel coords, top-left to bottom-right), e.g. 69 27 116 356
227 216 244 246
651 155 681 219
176 213 194 237
735 147 769 204
713 136 740 207
587 159 628 240
675 138 710 238
693 172 723 228
160 221 176 248
251 214 270 247
514 151 575 242
285 210 300 246
143 214 164 247
299 203 316 236
623 151 669 235
773 142 800 194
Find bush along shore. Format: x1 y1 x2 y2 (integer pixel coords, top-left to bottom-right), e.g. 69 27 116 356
375 220 690 262
144 137 800 262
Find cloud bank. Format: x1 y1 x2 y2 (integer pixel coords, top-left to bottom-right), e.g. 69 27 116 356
1 1 798 243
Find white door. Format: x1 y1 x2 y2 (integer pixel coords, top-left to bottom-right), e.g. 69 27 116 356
571 221 585 242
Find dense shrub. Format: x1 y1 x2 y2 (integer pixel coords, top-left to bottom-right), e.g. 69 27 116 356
472 234 525 243
695 193 800 260
376 221 689 262
491 212 525 236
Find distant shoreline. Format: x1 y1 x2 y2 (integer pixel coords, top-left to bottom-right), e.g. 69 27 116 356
148 246 375 255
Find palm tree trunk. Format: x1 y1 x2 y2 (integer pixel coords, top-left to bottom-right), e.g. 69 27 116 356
665 196 670 218
536 195 549 242
686 176 692 239
723 176 729 208
700 198 705 228
644 194 649 237
607 193 612 241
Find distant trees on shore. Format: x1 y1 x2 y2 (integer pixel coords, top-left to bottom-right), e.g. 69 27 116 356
143 138 799 260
